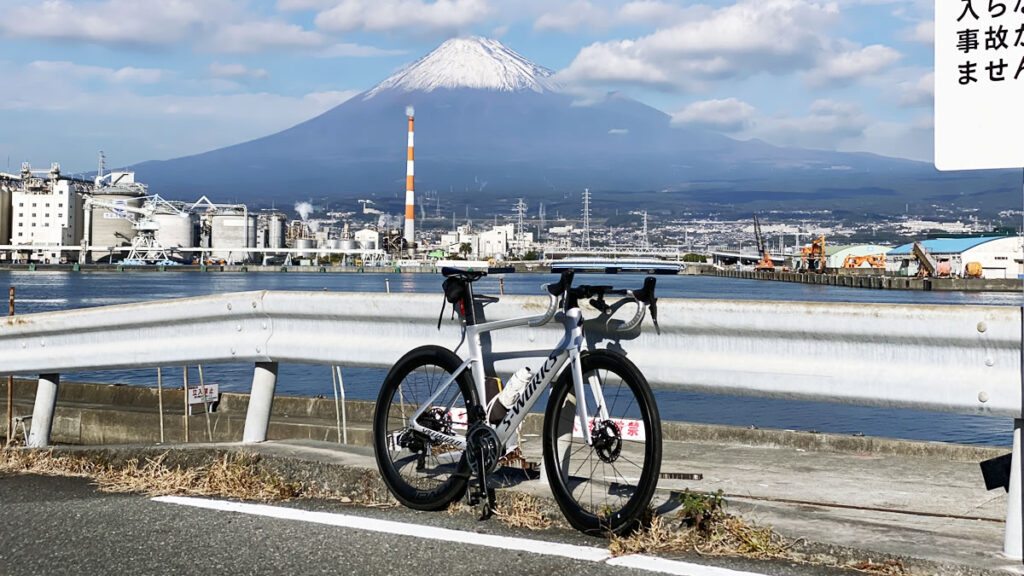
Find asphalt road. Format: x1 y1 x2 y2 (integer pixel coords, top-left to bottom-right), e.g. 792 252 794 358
0 472 861 576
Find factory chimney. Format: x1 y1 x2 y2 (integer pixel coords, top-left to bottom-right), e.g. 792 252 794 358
404 107 415 246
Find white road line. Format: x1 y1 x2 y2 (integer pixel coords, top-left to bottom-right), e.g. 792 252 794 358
607 554 770 576
153 496 609 562
153 496 769 576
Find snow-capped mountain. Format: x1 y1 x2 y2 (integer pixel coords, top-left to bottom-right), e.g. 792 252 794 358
366 37 558 97
131 37 1014 215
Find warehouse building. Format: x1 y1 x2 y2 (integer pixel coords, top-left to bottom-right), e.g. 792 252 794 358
887 237 1023 279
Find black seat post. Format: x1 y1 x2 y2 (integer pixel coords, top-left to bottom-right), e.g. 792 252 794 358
462 279 477 326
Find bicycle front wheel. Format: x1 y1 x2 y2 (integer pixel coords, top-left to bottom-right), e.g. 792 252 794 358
542 349 662 535
373 345 478 511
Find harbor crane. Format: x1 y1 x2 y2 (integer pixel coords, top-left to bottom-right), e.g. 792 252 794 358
752 213 774 271
800 236 826 273
81 194 189 265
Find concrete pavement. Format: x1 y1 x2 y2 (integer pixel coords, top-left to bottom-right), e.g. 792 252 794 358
37 427 1020 576
5 379 1021 574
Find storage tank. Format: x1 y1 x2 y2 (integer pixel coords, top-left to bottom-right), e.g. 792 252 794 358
265 212 286 249
153 212 194 252
295 238 316 258
210 210 255 263
90 192 144 262
339 239 357 251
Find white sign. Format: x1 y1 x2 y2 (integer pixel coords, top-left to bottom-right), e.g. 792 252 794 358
187 383 219 405
935 0 1024 170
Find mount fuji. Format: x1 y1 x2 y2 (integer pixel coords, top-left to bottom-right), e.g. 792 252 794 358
132 37 1017 217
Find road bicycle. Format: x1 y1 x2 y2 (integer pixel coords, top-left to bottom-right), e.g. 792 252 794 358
372 268 662 535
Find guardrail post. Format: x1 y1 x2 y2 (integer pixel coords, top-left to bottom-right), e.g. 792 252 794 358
1006 419 1023 559
242 362 278 443
27 373 59 448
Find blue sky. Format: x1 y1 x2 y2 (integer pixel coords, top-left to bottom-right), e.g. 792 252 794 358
0 0 935 174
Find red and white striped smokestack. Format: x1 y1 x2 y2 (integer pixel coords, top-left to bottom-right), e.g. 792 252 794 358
404 106 415 245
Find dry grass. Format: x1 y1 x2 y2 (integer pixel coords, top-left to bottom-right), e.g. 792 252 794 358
609 490 909 576
98 452 303 501
493 493 552 530
1 448 302 502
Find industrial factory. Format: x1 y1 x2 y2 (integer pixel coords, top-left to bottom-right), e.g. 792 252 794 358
0 158 393 266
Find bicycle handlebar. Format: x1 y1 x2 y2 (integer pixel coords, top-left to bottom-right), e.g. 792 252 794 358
528 292 560 327
530 272 659 333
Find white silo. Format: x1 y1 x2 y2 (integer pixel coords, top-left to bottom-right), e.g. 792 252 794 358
210 209 255 263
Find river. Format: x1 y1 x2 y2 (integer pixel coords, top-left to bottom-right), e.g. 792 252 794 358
2 269 1021 446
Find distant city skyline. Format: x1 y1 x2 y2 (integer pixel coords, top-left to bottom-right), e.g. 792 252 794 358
0 0 935 173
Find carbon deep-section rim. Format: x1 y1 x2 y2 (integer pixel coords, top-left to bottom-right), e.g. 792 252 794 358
542 349 662 535
373 345 478 511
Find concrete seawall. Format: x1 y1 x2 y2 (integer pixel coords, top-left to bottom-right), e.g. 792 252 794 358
1 379 1006 462
711 268 1022 292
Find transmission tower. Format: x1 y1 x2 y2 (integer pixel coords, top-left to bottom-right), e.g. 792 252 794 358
513 198 527 238
538 202 546 241
581 188 591 249
641 210 649 250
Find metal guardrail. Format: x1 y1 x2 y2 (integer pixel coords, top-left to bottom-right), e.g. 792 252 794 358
0 290 1019 416
3 290 1023 558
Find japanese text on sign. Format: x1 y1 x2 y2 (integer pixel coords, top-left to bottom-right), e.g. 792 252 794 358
953 0 1024 84
572 418 646 442
187 383 219 405
935 0 1024 170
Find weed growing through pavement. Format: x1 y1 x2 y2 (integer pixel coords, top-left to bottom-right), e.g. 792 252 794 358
493 492 552 530
609 489 909 575
2 448 312 503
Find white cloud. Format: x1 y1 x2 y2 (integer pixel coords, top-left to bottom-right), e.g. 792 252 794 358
555 0 840 90
608 128 629 134
209 62 269 80
857 117 933 161
898 71 933 107
903 20 933 43
535 0 609 32
0 0 232 46
670 98 756 131
0 1 337 55
277 0 335 9
318 43 408 58
27 61 168 84
810 44 902 87
315 0 491 33
758 99 871 148
617 1 690 24
206 21 327 54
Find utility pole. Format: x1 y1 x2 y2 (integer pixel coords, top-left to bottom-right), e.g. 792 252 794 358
6 287 13 445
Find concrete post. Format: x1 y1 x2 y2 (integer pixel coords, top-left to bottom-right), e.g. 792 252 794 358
1005 419 1023 559
27 373 59 448
242 362 278 443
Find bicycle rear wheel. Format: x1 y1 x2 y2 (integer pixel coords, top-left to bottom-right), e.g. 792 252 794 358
542 349 662 535
373 345 478 510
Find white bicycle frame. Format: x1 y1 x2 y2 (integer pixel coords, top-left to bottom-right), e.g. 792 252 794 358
405 296 613 452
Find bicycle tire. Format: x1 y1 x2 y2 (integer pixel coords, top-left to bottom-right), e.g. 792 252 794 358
542 349 662 535
373 345 479 511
